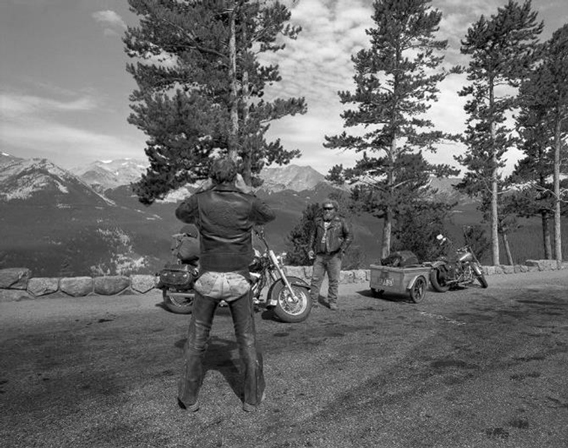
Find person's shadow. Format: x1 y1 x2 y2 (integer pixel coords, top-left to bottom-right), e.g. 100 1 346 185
175 336 245 400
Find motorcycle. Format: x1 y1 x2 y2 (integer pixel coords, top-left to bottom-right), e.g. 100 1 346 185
429 234 489 292
158 228 312 323
158 259 199 315
248 228 312 323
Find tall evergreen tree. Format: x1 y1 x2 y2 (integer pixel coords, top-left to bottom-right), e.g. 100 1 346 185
324 0 457 259
124 0 306 204
455 0 542 265
513 95 557 259
516 24 568 264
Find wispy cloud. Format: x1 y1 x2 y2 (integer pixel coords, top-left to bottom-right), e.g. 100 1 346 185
7 0 63 5
0 90 141 165
3 0 558 175
92 10 127 37
263 0 471 173
1 92 98 115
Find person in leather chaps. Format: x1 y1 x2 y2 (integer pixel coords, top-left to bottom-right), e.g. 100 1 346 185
175 157 275 412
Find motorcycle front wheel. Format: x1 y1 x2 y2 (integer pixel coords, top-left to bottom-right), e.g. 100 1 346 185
430 266 450 292
269 277 312 323
472 263 488 288
162 288 194 314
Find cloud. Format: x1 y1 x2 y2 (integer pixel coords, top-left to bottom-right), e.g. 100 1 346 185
1 92 98 116
0 91 142 166
7 0 64 5
261 0 473 175
92 10 127 36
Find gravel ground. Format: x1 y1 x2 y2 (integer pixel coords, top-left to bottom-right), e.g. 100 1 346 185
1 269 567 448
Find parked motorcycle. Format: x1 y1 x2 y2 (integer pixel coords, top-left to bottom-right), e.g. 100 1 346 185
158 229 200 314
249 228 312 322
158 260 198 314
429 234 489 292
158 228 312 323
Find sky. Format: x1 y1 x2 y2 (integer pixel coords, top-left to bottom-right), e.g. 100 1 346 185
1 0 566 176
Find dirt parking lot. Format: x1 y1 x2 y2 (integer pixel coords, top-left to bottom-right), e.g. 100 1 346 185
1 269 567 448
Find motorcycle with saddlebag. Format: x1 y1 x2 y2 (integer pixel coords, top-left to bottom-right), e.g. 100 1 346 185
157 227 312 323
157 226 200 314
429 234 488 292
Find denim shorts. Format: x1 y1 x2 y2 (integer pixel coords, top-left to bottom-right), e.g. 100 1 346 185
193 271 250 302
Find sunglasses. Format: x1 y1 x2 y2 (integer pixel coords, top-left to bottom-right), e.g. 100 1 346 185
323 207 335 211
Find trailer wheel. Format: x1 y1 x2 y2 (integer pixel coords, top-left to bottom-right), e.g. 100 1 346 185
409 276 427 303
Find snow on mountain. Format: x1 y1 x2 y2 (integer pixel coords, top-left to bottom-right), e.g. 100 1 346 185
153 164 326 202
70 158 148 192
0 151 23 164
258 164 326 192
0 157 114 206
73 160 326 193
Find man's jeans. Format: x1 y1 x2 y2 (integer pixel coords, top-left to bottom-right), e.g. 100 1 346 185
310 252 342 304
178 290 264 408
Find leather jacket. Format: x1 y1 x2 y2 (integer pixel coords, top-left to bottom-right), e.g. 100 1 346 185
309 215 353 256
175 183 275 273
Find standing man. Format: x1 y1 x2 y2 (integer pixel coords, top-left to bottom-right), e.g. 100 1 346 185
175 157 275 412
308 199 353 310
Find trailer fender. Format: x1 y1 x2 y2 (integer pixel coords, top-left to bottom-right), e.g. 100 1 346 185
407 274 428 291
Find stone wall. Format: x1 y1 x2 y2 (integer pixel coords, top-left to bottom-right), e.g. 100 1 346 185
0 268 157 302
0 259 566 302
283 259 567 284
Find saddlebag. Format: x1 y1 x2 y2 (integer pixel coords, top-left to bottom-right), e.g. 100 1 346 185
159 264 197 288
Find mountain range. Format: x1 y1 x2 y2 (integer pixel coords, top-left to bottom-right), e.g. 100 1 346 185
70 159 150 193
0 152 475 277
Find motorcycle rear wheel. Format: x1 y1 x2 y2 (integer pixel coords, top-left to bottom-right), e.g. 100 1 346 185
270 277 312 323
430 267 450 292
162 288 194 314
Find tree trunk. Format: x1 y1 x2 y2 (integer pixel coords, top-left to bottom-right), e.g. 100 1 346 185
228 3 238 161
381 211 392 260
502 232 514 265
381 137 397 259
491 171 500 265
489 81 500 266
541 211 552 259
490 144 500 265
241 25 252 186
553 117 562 266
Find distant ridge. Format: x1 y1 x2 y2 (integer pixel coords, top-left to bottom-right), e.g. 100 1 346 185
0 157 113 206
0 151 23 164
258 164 326 192
70 158 148 192
0 155 490 277
70 160 328 194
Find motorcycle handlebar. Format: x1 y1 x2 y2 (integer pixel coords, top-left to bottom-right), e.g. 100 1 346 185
253 227 269 249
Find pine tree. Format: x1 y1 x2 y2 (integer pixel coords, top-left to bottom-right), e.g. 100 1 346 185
324 0 457 259
513 91 557 259
391 200 454 262
455 0 543 265
285 203 319 266
515 24 568 265
124 0 306 204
